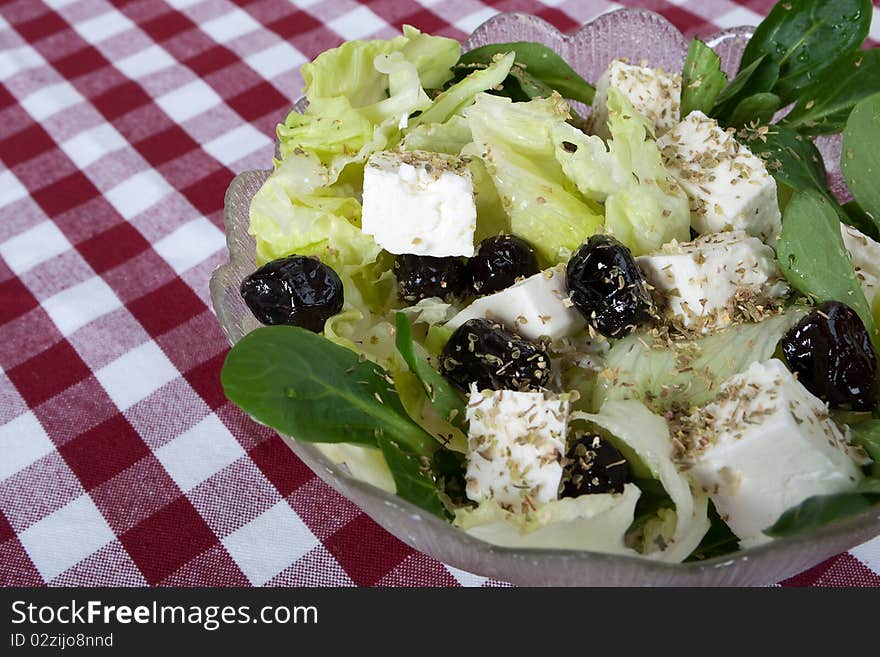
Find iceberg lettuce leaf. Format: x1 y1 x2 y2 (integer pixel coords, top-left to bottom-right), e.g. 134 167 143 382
553 88 690 255
454 483 641 553
594 307 809 412
575 400 709 562
465 93 604 264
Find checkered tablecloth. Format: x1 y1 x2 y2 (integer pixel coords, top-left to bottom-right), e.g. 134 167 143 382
2 0 879 588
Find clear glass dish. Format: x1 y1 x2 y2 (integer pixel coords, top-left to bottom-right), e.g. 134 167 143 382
210 9 880 586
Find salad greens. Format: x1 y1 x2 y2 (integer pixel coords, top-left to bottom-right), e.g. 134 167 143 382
594 307 809 412
736 0 871 105
776 189 879 348
680 38 727 117
464 93 604 264
223 0 880 566
842 91 880 237
553 88 690 256
456 41 596 105
221 325 449 517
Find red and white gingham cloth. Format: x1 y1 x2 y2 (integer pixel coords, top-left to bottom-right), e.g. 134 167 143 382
1 0 879 588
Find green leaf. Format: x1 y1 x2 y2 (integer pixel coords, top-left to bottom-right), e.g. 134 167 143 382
394 312 466 432
713 55 771 109
776 189 879 348
414 52 514 127
712 56 778 122
458 41 595 104
680 38 728 117
594 308 808 412
738 0 871 104
841 201 880 241
376 434 448 518
764 490 880 538
742 123 830 198
851 420 880 477
842 91 880 237
783 50 880 136
726 92 781 128
686 501 740 562
221 326 437 455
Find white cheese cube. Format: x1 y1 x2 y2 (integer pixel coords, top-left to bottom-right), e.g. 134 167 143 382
685 360 862 548
361 150 477 257
841 224 880 308
465 385 569 512
444 264 586 341
588 59 681 140
657 111 781 243
636 231 787 331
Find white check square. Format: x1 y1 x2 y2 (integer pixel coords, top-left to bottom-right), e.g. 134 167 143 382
455 8 499 34
0 221 72 275
202 124 272 167
95 341 179 411
153 216 226 275
222 501 319 586
445 564 488 587
0 412 55 482
155 414 245 491
73 11 135 43
714 6 764 29
105 169 172 220
59 123 127 170
156 79 223 124
18 493 115 581
201 9 261 43
0 45 45 81
115 44 176 79
245 42 307 80
329 5 386 40
0 169 28 208
42 276 121 337
20 81 83 122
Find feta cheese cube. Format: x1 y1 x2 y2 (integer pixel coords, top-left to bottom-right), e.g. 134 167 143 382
841 224 880 308
465 385 569 512
444 264 586 341
657 111 781 243
684 360 862 548
588 59 681 140
361 150 477 257
636 231 787 331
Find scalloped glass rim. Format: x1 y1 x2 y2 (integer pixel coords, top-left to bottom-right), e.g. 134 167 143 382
210 9 880 586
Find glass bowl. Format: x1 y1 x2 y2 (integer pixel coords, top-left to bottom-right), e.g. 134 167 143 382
210 9 880 586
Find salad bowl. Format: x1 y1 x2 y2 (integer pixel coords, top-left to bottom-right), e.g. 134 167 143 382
210 9 880 586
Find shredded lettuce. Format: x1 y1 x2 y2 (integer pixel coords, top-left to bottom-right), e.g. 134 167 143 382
553 88 690 255
594 307 809 412
278 27 458 172
575 401 710 562
465 93 604 264
454 483 641 553
414 52 515 127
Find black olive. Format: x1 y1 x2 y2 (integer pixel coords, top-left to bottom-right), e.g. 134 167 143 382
781 301 878 411
240 255 344 332
561 435 629 497
394 254 468 302
566 234 654 337
440 318 550 392
467 235 540 295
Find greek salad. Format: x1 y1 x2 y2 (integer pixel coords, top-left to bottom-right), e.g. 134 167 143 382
221 0 880 563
